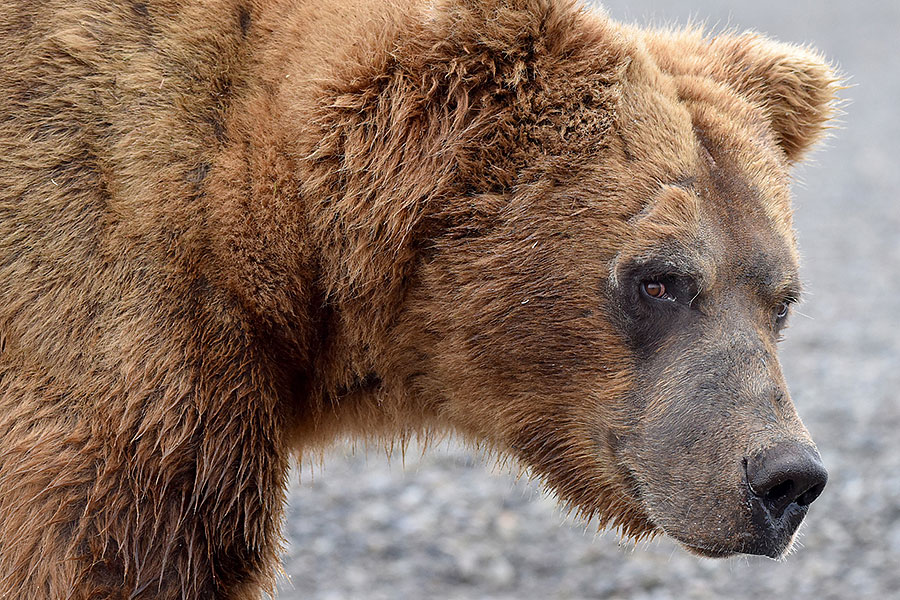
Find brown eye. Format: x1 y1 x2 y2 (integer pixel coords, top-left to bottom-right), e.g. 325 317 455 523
642 281 673 301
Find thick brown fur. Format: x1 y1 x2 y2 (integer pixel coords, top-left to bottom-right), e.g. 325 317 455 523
0 0 838 597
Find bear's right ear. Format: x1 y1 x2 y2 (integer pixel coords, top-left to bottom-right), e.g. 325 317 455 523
645 30 840 164
707 34 840 163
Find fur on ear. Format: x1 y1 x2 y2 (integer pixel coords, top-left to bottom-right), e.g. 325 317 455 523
709 34 840 162
643 29 840 163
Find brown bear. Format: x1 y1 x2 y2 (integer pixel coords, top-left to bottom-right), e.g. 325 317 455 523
0 0 838 597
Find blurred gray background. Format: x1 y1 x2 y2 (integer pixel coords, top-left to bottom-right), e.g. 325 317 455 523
276 2 900 598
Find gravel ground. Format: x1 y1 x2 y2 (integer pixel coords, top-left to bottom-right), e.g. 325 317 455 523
276 2 900 598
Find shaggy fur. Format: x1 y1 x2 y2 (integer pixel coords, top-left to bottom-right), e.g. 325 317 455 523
0 0 838 597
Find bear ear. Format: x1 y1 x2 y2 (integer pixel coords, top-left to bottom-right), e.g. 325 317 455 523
707 34 840 162
645 30 841 163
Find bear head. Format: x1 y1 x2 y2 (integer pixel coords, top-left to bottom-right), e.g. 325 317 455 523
299 0 840 559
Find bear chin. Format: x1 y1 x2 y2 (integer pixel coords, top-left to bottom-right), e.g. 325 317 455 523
671 525 801 560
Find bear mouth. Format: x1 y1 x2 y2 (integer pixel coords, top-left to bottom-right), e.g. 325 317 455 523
666 506 806 560
680 542 739 559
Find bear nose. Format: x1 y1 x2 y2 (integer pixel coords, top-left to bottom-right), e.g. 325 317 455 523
745 442 828 519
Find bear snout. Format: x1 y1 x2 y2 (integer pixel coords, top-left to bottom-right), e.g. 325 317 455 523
744 442 828 557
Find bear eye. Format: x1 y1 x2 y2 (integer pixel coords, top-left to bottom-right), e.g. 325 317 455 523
775 301 791 322
641 280 675 301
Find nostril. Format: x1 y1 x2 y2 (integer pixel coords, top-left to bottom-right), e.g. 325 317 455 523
764 479 795 506
745 442 828 519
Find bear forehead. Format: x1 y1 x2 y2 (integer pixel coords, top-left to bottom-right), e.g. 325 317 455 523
613 179 800 305
602 82 799 297
610 42 796 240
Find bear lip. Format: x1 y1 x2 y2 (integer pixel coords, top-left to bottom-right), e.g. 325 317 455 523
680 543 738 559
666 513 802 560
672 508 805 560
